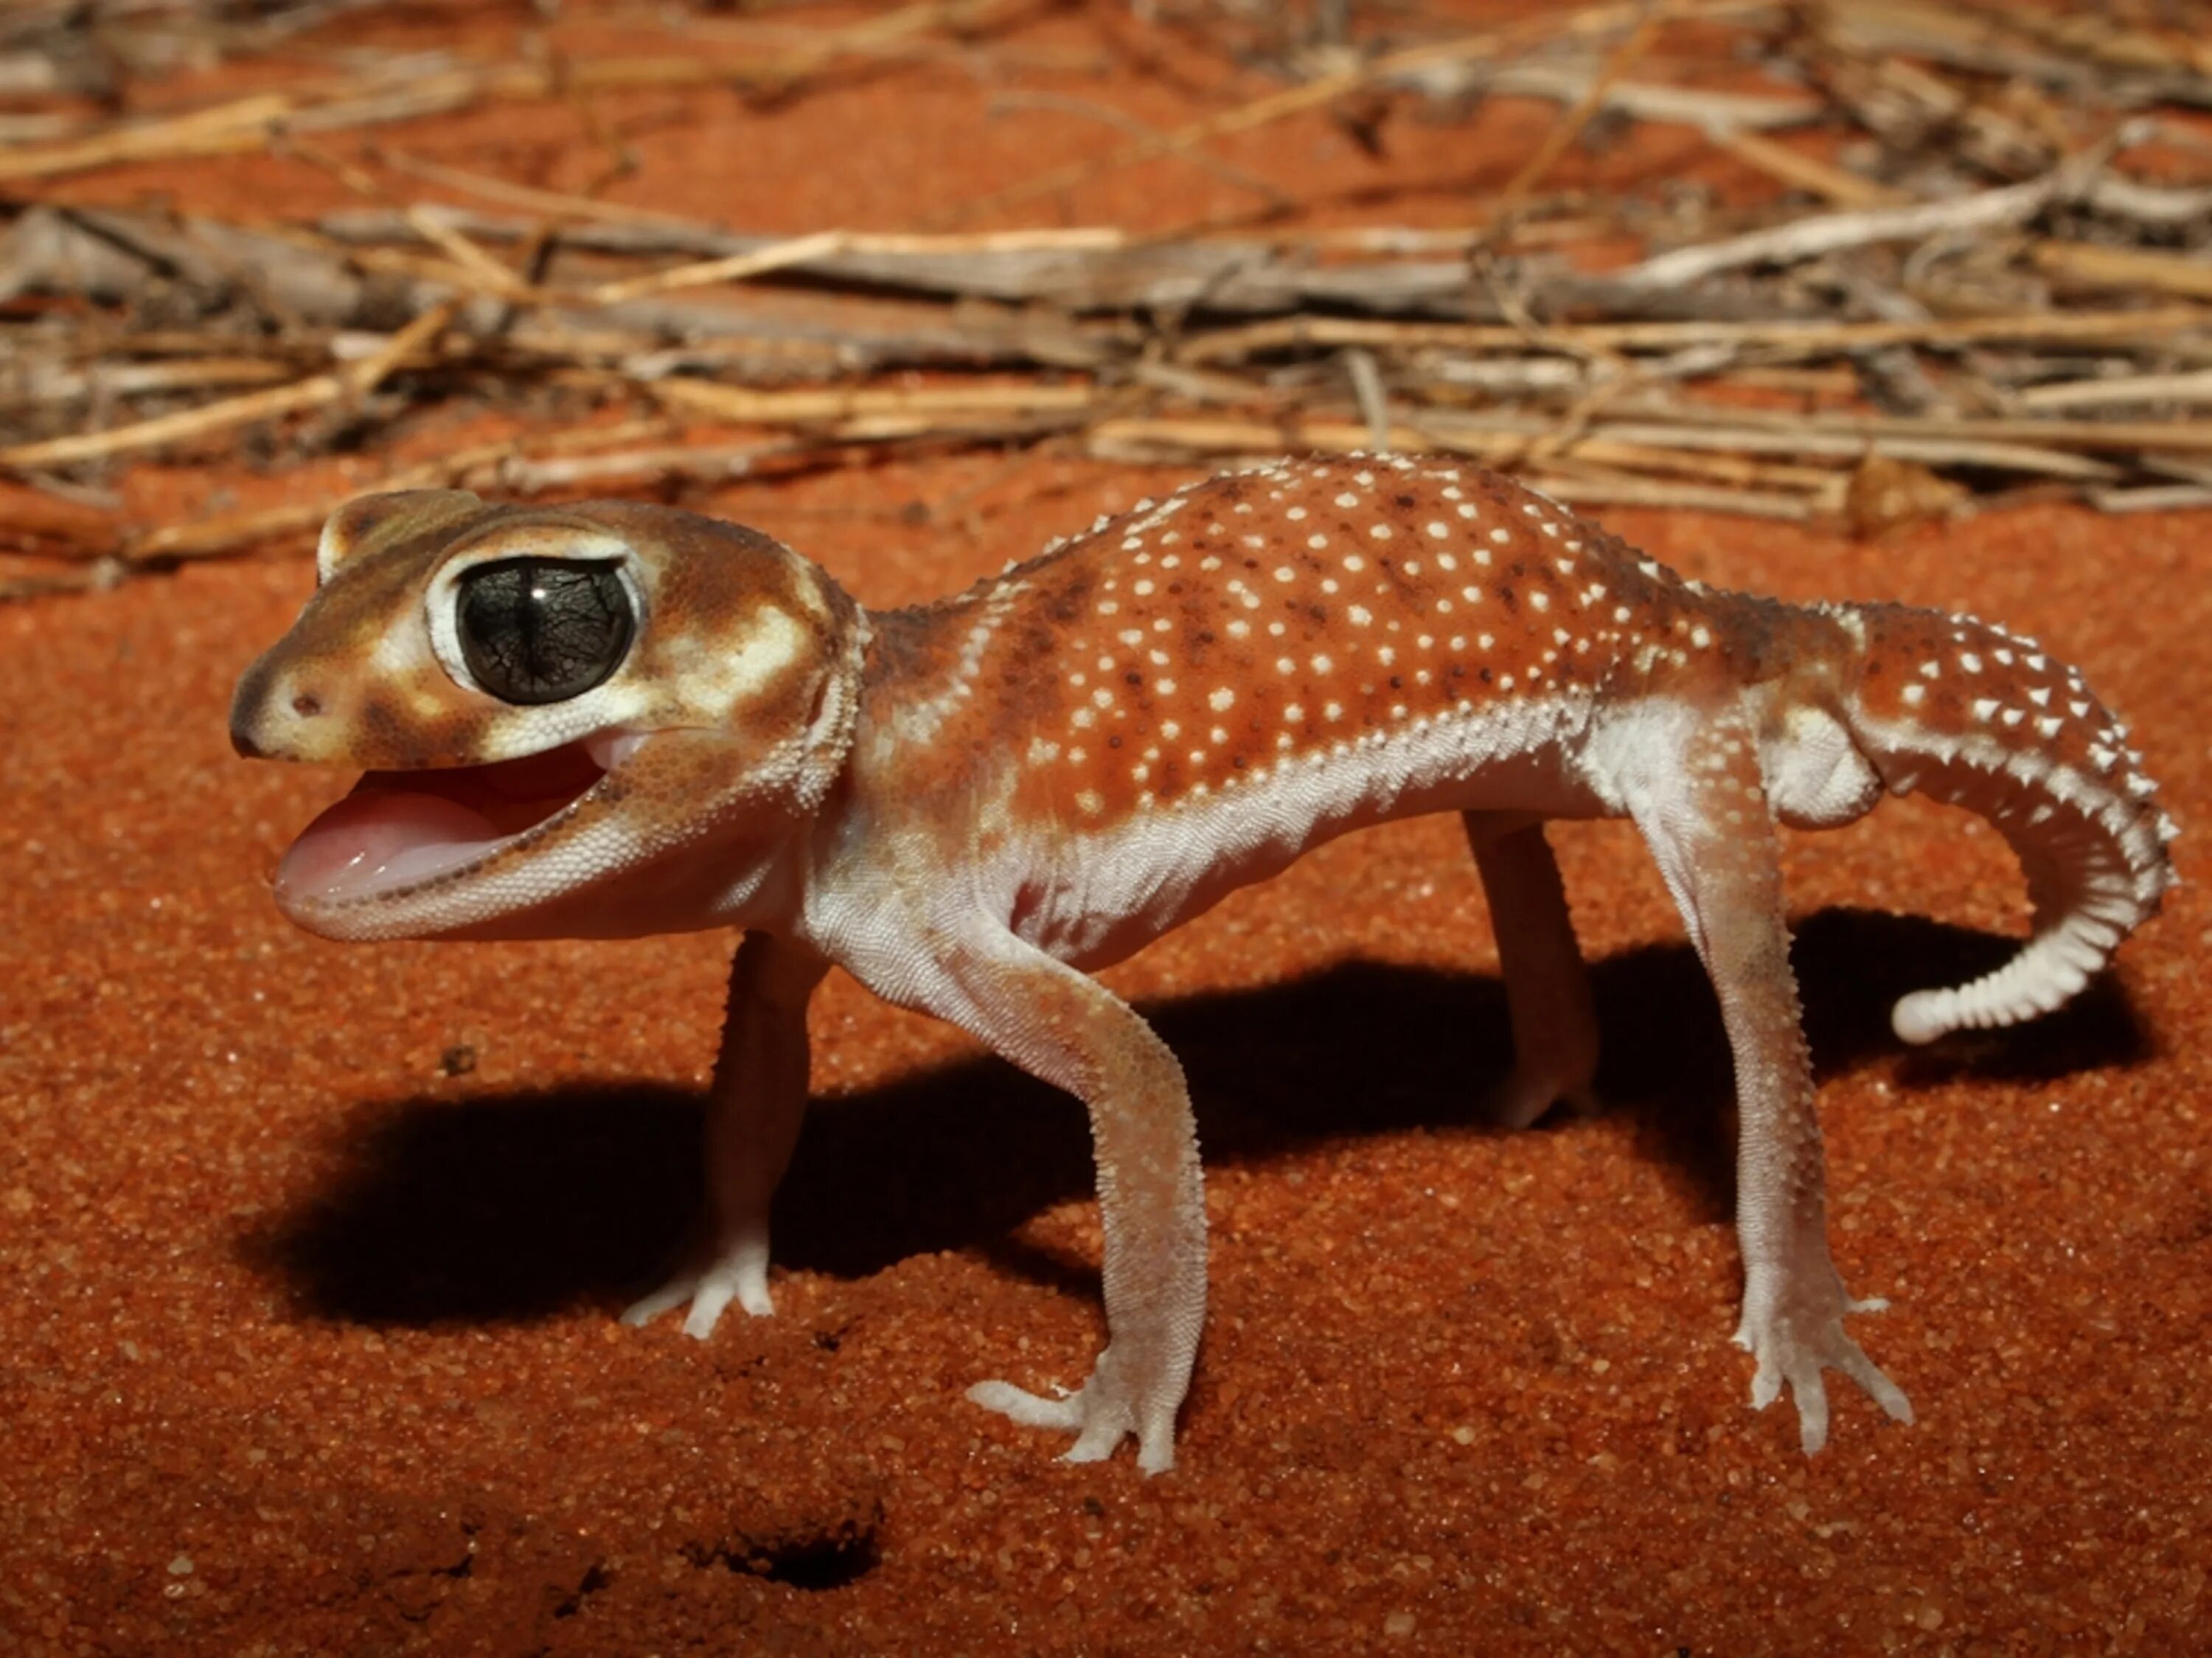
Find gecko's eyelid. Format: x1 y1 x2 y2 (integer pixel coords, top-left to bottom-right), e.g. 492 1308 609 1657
454 556 636 705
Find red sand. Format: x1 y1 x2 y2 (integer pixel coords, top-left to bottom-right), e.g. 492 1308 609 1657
4 6 2210 1653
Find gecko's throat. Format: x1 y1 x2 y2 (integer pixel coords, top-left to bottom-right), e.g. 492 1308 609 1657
276 729 644 909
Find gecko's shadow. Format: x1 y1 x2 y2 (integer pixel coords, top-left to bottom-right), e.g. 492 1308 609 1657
243 908 2150 1325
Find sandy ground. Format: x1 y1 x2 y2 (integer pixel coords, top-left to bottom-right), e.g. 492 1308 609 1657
4 4 2209 1653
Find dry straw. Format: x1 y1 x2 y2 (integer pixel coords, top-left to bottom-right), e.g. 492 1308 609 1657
5 0 2212 594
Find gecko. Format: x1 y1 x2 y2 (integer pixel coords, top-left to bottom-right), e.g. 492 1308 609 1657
230 456 2175 1474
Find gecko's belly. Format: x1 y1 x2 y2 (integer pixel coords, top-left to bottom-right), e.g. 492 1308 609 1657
1009 715 1604 971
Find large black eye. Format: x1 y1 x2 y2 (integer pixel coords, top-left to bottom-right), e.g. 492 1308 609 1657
454 558 634 704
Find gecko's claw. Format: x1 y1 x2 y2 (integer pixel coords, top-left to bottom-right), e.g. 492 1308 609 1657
1734 1289 1912 1454
622 1244 774 1338
969 1347 1176 1473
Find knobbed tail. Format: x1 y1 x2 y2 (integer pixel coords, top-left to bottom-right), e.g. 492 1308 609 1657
1834 603 2177 1044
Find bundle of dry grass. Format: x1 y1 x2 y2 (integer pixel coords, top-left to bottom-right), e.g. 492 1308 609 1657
4 0 2211 596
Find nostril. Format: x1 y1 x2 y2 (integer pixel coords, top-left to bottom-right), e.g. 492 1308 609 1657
291 693 323 718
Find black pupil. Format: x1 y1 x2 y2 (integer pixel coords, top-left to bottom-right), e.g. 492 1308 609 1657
456 558 634 704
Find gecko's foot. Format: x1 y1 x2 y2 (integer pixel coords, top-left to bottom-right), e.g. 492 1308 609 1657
968 1347 1178 1474
1734 1289 1913 1454
1482 1067 1599 1131
621 1242 773 1339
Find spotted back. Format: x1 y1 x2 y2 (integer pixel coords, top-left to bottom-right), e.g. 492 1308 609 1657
860 456 1735 833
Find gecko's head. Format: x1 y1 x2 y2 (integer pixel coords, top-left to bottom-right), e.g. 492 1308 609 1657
231 490 863 943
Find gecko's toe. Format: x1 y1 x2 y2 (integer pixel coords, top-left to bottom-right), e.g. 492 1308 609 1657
1790 1369 1833 1456
620 1280 692 1328
678 1277 745 1339
967 1379 1085 1433
1835 1341 1914 1426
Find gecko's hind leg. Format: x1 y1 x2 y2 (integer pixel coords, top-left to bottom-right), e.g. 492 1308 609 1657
1623 706 1911 1452
1465 816 1601 1130
623 930 827 1339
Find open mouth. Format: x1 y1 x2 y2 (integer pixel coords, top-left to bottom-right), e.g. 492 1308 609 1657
276 729 645 908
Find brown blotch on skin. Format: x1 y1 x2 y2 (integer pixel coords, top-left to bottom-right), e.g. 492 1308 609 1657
1043 577 1093 625
356 697 408 751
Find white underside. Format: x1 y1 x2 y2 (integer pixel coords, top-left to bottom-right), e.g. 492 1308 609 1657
989 692 1606 971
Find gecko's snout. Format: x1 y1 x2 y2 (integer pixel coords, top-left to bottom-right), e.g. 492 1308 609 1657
229 656 278 760
229 653 324 762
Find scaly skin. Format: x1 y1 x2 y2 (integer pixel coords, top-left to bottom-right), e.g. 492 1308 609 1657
231 457 2176 1471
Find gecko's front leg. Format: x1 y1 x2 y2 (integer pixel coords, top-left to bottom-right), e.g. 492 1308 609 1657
625 929 828 1336
1624 705 1913 1452
873 923 1206 1474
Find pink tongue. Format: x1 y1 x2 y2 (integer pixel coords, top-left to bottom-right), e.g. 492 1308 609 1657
276 789 504 905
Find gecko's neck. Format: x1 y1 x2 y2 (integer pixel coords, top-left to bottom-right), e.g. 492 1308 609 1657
853 586 1035 750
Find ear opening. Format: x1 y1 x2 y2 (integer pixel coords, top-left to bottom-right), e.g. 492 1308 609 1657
317 490 487 583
